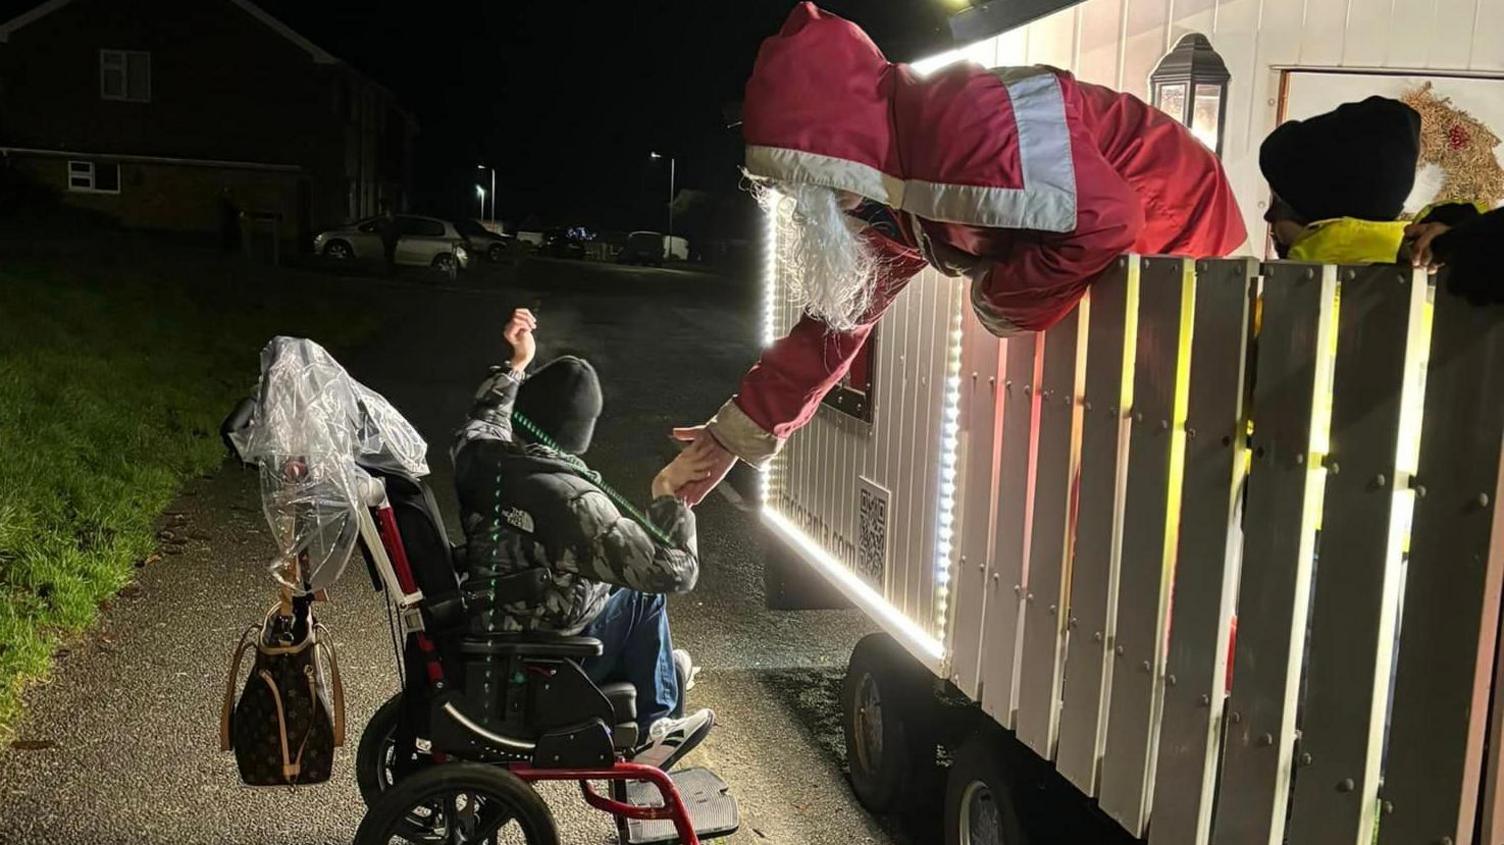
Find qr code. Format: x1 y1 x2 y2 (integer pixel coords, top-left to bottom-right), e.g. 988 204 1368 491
857 478 890 587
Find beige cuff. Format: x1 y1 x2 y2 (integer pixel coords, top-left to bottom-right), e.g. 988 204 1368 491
705 398 783 470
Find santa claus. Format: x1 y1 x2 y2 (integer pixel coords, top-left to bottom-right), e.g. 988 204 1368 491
665 3 1248 503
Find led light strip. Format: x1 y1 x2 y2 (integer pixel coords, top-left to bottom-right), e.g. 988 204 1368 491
934 286 966 638
761 189 781 349
761 190 782 507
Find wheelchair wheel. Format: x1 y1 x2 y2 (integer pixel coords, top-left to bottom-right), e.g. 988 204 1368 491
354 762 559 845
357 693 422 805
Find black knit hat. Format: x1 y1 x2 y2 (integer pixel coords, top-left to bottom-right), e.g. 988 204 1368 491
1259 96 1422 222
515 356 602 454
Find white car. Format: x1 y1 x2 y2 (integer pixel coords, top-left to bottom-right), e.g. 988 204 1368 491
453 218 514 262
314 215 470 272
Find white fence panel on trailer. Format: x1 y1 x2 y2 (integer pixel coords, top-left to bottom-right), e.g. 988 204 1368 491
949 313 1004 697
1380 283 1504 845
1212 263 1339 845
1148 258 1256 845
980 334 1042 728
1017 306 1088 760
1098 257 1196 837
1057 259 1138 795
1285 266 1429 845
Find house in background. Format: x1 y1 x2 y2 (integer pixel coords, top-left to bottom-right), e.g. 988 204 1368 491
0 0 415 244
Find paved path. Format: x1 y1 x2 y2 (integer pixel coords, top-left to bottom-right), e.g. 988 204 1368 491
0 258 908 844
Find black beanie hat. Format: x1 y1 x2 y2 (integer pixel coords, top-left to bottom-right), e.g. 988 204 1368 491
1259 96 1422 222
515 356 602 454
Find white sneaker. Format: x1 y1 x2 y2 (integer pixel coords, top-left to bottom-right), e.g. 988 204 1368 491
673 648 700 693
632 708 715 770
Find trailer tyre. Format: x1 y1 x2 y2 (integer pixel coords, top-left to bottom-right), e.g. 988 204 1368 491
842 633 940 813
944 731 1030 845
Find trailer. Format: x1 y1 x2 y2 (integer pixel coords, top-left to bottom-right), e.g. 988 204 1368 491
757 3 1504 843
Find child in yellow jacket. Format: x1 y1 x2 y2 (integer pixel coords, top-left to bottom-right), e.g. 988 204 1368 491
1260 96 1424 265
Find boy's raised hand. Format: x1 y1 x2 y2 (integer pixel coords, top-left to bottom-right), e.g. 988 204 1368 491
503 307 537 372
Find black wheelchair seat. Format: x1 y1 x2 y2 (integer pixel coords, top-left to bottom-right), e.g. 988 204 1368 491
421 628 643 768
463 628 640 733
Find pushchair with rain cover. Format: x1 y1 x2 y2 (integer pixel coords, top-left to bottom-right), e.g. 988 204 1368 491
223 337 739 845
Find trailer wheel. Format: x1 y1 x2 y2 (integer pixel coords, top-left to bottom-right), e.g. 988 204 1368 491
945 730 1031 845
842 633 940 813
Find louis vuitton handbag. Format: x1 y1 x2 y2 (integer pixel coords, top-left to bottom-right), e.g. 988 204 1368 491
220 604 345 786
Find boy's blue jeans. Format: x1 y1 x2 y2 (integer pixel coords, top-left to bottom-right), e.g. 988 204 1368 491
577 589 683 733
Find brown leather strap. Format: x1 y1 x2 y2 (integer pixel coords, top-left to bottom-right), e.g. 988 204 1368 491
316 627 346 747
259 669 299 782
287 672 320 778
219 626 260 752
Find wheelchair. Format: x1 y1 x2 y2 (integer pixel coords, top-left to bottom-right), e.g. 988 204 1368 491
222 395 738 845
351 466 738 845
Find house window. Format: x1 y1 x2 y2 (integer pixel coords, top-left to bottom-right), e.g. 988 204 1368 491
100 50 150 102
67 161 121 193
823 331 877 421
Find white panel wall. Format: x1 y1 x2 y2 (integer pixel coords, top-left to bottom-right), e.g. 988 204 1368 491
767 265 964 642
914 0 1504 253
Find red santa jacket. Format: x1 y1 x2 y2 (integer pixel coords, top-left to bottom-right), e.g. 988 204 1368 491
707 3 1246 467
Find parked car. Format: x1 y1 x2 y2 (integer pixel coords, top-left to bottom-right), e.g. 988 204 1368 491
314 215 470 273
617 231 665 267
539 228 586 260
453 218 512 262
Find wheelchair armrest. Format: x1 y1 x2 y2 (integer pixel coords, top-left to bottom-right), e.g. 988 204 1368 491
461 634 604 659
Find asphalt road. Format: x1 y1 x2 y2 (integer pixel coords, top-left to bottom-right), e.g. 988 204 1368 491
0 255 907 845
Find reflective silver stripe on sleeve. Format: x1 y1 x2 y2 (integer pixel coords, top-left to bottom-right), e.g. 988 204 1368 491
902 67 1078 232
746 67 1079 233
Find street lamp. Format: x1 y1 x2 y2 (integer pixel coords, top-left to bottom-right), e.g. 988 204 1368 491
650 151 676 245
475 184 486 219
475 163 496 225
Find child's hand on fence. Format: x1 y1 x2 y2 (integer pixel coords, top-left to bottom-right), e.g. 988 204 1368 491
1404 222 1451 271
503 307 537 372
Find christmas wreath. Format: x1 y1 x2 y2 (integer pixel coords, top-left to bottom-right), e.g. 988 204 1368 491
1401 82 1504 210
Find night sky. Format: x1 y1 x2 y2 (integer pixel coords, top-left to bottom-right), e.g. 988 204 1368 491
241 0 955 232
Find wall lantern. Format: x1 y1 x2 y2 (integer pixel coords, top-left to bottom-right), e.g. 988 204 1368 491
1150 33 1231 156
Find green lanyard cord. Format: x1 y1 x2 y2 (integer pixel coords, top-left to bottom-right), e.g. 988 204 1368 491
509 410 677 548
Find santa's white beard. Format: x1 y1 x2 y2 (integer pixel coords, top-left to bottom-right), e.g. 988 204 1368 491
758 182 878 332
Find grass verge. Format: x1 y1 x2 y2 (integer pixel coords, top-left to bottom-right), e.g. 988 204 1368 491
0 253 376 733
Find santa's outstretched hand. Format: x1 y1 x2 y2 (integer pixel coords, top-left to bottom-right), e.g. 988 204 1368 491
666 426 737 506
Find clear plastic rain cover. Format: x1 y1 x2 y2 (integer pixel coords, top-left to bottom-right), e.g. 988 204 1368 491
229 337 428 594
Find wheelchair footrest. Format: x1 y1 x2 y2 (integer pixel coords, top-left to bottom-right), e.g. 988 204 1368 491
623 767 739 844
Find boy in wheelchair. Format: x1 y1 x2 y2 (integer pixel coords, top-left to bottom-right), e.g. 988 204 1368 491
451 307 719 771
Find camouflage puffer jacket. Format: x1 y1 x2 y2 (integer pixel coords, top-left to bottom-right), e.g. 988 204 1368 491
452 368 698 635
